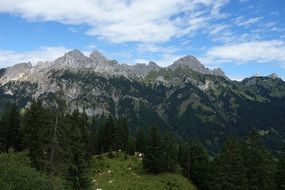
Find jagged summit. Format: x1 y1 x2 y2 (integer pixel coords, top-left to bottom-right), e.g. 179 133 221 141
169 55 202 70
52 49 92 69
168 55 225 77
267 73 279 79
89 50 108 63
212 68 225 76
126 61 161 76
148 61 160 68
0 62 32 84
0 50 229 84
67 49 84 56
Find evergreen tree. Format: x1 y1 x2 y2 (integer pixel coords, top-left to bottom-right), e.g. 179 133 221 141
49 110 67 176
64 110 90 189
90 116 97 155
243 129 275 190
143 126 162 173
0 102 21 152
96 116 129 153
179 140 211 190
116 118 129 151
92 115 106 154
127 136 136 156
211 137 248 190
21 101 53 171
80 111 92 159
275 145 285 190
99 116 116 152
160 132 177 172
135 127 146 153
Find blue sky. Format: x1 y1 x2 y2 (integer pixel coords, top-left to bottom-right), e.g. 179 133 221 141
0 0 285 80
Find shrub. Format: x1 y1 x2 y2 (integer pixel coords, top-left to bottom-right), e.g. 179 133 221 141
0 151 65 190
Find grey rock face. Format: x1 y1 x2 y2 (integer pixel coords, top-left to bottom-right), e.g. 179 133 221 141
90 50 108 64
0 50 227 87
169 55 206 72
126 61 161 76
52 49 93 69
213 68 225 77
168 55 225 77
0 62 32 84
267 73 279 79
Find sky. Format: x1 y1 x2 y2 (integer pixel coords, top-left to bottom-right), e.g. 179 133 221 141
0 0 285 80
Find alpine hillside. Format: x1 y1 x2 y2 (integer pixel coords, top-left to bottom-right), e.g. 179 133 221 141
1 50 284 153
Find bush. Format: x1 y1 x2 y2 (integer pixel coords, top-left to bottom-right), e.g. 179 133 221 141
0 151 65 190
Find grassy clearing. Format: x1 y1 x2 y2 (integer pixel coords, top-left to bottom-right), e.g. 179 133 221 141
90 152 196 190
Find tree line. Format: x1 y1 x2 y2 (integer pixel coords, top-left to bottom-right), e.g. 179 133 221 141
0 101 285 190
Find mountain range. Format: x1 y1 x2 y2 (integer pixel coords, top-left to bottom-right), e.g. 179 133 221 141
0 50 284 153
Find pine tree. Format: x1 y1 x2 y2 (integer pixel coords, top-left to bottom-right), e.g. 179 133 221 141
0 102 21 152
99 116 116 152
135 127 146 153
116 118 129 151
21 101 53 171
127 136 136 156
243 129 275 190
80 111 92 159
64 111 90 189
212 137 248 190
160 132 177 172
143 126 162 173
90 116 97 155
275 144 285 190
179 140 211 190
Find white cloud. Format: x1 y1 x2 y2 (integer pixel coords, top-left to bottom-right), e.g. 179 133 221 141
204 40 285 68
0 0 229 43
234 16 263 27
0 46 70 68
208 23 236 43
209 24 229 35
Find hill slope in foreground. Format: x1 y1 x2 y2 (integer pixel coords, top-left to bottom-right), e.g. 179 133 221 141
91 153 196 190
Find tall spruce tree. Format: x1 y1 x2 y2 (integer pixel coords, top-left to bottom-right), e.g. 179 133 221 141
90 116 97 155
64 110 90 189
0 102 21 152
116 118 129 151
127 136 136 156
160 132 177 172
143 126 162 173
275 145 285 190
99 116 116 152
21 101 53 172
211 137 248 190
80 111 92 159
242 129 275 190
135 127 146 153
179 140 211 190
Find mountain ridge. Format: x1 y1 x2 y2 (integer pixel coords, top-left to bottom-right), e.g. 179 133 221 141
0 49 284 153
0 49 227 85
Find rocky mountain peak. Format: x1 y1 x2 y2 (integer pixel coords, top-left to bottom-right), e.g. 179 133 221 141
62 49 89 62
0 62 32 84
213 68 225 77
168 55 225 77
169 55 207 72
52 49 92 69
89 50 108 63
267 73 279 79
67 49 84 56
148 61 160 69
